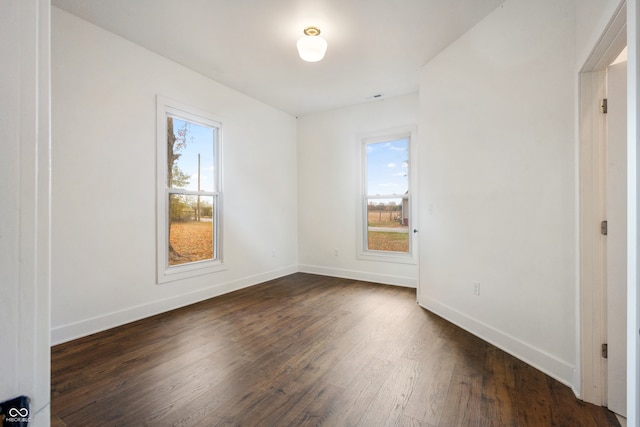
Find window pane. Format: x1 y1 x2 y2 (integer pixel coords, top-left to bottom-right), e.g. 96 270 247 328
367 198 409 253
167 116 216 192
168 194 215 266
366 138 409 196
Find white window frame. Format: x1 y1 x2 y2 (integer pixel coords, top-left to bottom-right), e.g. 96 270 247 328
156 96 225 283
357 127 417 264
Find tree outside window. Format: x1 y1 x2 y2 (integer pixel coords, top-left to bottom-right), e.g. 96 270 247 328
157 98 223 283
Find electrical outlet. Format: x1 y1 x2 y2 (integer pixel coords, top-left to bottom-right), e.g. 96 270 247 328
271 250 277 258
473 281 480 296
335 248 340 256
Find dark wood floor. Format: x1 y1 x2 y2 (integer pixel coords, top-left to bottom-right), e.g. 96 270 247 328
51 273 620 426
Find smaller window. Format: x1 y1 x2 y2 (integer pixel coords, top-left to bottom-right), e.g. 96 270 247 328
157 97 225 283
358 130 416 263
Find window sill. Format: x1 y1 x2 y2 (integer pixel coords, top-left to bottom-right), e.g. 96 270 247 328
157 260 227 284
357 251 417 265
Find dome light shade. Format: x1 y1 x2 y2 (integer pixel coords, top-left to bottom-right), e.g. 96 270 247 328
297 27 327 62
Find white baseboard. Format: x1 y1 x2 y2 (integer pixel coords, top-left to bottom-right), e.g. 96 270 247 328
51 265 577 395
298 264 417 288
419 297 576 389
51 265 298 346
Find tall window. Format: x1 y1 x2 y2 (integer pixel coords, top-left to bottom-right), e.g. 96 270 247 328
157 98 224 283
360 132 414 261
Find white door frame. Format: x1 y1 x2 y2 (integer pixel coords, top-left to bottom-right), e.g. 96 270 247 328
580 2 640 423
578 0 626 407
627 1 640 424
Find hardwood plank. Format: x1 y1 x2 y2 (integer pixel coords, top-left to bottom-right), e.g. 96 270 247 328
356 357 422 426
438 361 483 426
478 346 516 426
395 414 437 427
51 273 621 427
508 356 555 426
401 335 457 425
322 356 394 426
545 374 622 426
50 417 67 427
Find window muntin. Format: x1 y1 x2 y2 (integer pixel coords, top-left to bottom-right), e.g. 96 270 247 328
362 135 412 258
157 98 224 283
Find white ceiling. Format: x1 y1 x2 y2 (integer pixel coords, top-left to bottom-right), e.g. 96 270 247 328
52 0 504 116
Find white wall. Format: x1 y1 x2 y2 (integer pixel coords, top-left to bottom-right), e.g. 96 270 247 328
1 0 22 404
418 0 577 387
297 94 419 287
0 0 51 425
51 8 298 344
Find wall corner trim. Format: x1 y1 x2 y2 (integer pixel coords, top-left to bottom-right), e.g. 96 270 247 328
51 265 298 346
419 297 576 391
298 264 417 288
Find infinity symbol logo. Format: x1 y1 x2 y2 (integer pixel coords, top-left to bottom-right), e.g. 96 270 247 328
8 407 29 417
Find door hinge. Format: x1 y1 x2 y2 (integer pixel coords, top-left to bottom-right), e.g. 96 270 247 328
601 220 608 236
601 98 608 114
602 343 608 359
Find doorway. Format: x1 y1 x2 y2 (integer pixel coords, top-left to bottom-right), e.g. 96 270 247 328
578 1 627 418
606 48 628 418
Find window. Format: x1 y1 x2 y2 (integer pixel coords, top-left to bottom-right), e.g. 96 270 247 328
359 130 415 262
157 97 224 283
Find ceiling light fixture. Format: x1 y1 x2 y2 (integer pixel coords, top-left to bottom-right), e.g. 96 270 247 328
297 26 327 62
